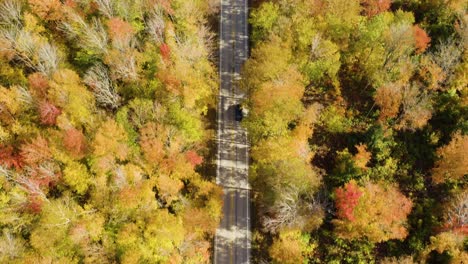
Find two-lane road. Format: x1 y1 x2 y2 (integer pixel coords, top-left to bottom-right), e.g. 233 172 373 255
214 0 250 263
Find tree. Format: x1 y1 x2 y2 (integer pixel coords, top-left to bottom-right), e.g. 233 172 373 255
361 0 391 17
443 190 467 235
62 127 86 159
92 119 129 174
249 2 280 42
413 25 431 54
38 101 61 125
28 0 63 21
423 231 468 263
20 136 52 165
397 83 432 131
0 145 23 169
48 69 95 127
28 72 48 98
432 132 467 184
269 229 315 264
353 144 372 170
375 82 403 121
83 63 120 109
62 160 91 194
334 180 363 221
333 181 413 242
245 67 305 141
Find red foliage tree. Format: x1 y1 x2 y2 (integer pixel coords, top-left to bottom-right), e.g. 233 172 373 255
63 127 87 158
27 194 44 214
160 43 171 61
0 145 23 170
361 0 391 17
39 101 61 125
185 150 203 167
413 25 431 53
335 180 363 221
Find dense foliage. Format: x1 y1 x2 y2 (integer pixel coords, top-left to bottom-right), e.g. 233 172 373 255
0 0 221 263
244 0 467 263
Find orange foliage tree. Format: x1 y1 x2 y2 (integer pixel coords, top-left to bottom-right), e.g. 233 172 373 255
63 127 87 158
20 136 52 166
413 25 431 54
106 17 134 43
333 181 413 242
353 144 372 169
432 132 468 184
361 0 391 17
28 73 49 98
28 0 63 21
374 83 402 121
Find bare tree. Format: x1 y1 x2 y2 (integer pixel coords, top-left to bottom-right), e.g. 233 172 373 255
262 185 324 233
0 0 22 27
445 190 467 232
37 42 60 76
61 14 108 55
84 64 120 109
146 8 165 44
397 83 432 131
94 0 115 18
431 38 463 86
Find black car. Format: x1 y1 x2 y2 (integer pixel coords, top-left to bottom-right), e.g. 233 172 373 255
234 104 243 121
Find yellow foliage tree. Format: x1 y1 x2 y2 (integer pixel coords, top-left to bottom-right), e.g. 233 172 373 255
432 132 468 184
48 70 95 127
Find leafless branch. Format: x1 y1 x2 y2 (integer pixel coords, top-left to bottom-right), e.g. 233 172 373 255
95 0 115 18
37 42 60 76
84 63 120 109
147 8 165 44
0 0 22 27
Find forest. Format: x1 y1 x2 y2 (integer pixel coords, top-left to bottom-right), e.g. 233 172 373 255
0 0 466 263
0 0 222 263
244 0 466 263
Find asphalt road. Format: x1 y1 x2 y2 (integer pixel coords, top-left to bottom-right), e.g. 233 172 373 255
214 0 250 263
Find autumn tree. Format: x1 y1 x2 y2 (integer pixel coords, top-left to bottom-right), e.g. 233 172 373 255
92 119 129 175
413 25 431 54
269 229 315 264
0 145 23 169
333 181 413 242
28 0 63 21
62 127 86 158
442 189 467 235
353 144 372 170
361 0 391 17
374 82 403 121
334 180 363 221
398 83 432 130
48 69 95 127
432 132 468 184
20 136 52 166
28 72 48 97
38 101 61 125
